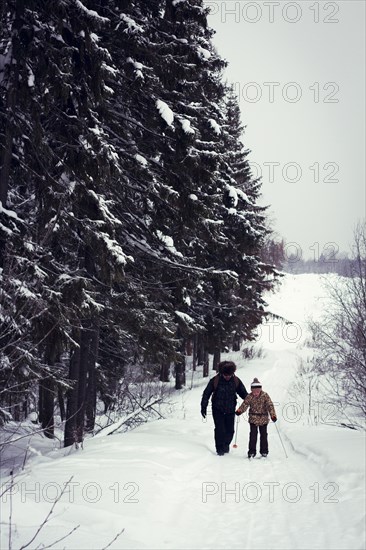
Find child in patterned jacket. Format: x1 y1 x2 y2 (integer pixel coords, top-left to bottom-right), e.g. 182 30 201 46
236 377 277 458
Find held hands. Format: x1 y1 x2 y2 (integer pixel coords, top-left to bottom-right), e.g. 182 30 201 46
235 409 242 416
271 415 277 422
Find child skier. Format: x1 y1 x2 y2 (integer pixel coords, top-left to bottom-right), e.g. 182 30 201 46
235 377 277 458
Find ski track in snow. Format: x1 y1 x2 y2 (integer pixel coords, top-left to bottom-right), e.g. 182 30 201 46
1 275 365 550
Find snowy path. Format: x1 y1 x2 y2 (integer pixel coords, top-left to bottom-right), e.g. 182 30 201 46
2 350 364 550
1 275 365 550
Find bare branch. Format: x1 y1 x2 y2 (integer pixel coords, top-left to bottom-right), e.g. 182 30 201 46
19 476 76 550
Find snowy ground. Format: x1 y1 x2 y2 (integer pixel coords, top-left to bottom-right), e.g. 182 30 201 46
0 274 365 550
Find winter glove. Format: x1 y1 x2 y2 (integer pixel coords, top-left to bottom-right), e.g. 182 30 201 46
201 408 207 419
271 415 277 422
235 409 242 416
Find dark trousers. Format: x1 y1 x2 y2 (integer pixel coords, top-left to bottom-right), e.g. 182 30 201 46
212 409 235 452
249 423 268 456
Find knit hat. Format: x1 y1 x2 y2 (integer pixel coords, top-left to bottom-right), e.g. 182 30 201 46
251 377 262 388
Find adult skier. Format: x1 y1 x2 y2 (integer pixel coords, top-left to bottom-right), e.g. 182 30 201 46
201 361 248 455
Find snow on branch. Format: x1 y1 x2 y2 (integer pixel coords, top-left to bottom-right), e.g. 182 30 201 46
134 153 148 166
180 118 195 135
126 57 144 79
175 311 195 325
209 119 221 135
0 201 21 221
74 0 109 23
156 230 183 258
117 14 144 34
174 311 207 333
225 185 238 207
156 99 174 127
236 188 251 203
127 233 239 278
87 190 122 227
197 45 211 60
99 232 134 266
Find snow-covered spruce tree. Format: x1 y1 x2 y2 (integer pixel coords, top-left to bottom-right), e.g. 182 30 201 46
0 0 279 440
67 0 278 388
213 88 280 352
32 4 135 445
159 4 279 368
89 0 192 392
0 1 132 441
158 17 279 364
0 1 56 424
93 0 230 388
111 0 247 382
0 0 183 431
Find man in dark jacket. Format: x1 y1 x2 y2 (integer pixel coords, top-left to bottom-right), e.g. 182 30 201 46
201 361 248 455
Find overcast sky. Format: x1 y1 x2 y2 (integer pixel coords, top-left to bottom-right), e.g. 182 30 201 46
206 0 365 259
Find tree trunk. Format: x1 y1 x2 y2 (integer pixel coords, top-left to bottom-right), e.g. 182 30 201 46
232 332 241 352
181 338 186 386
213 345 221 372
192 334 197 371
39 340 57 439
38 382 43 426
85 322 100 432
58 386 65 422
75 322 93 442
185 339 193 356
175 356 185 390
197 334 204 366
160 361 170 382
175 339 186 390
22 398 28 419
64 330 81 448
64 320 99 445
39 377 55 438
83 247 100 433
65 240 100 446
85 364 96 432
203 348 209 378
13 403 20 422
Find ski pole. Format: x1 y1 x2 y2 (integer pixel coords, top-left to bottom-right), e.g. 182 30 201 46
274 422 288 458
232 416 239 448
